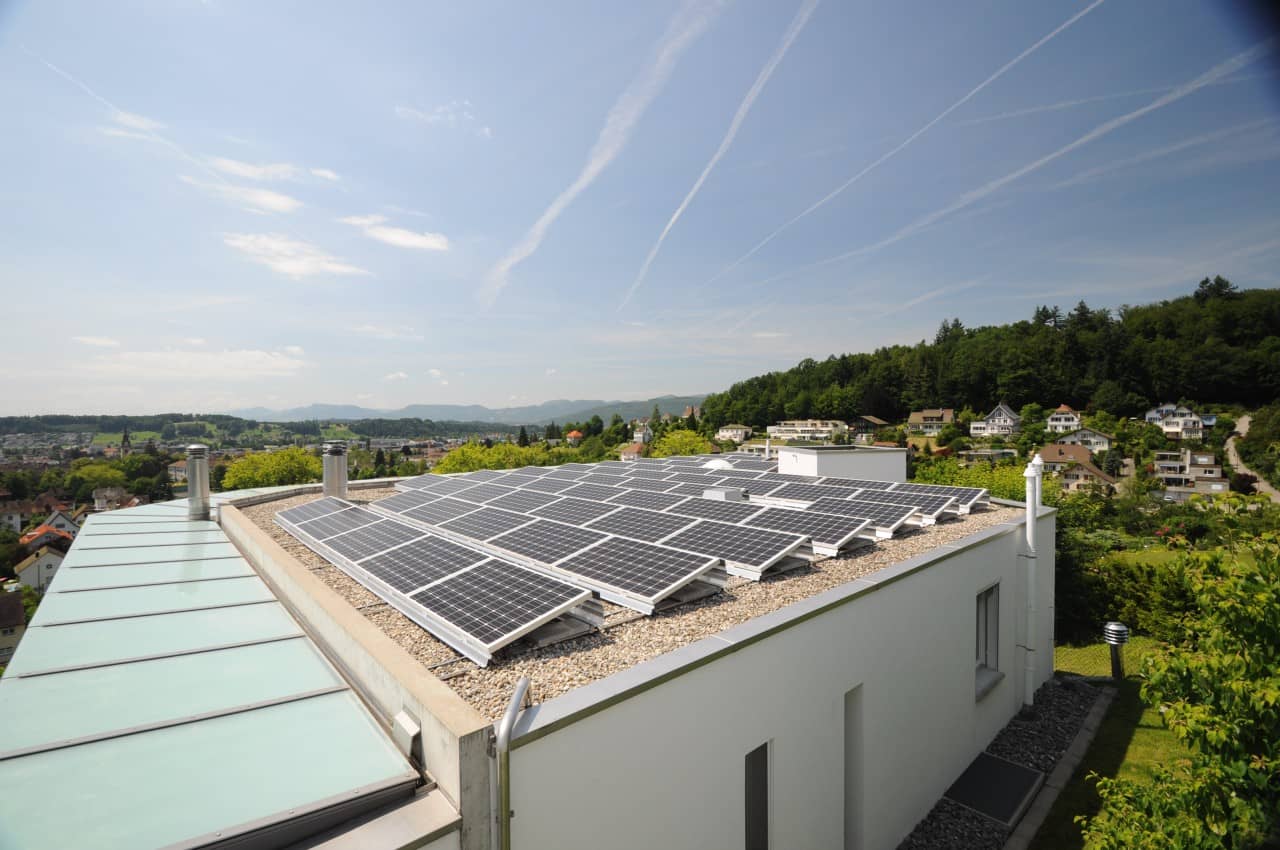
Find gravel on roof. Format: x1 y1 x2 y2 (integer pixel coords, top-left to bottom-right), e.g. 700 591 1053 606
242 488 1021 720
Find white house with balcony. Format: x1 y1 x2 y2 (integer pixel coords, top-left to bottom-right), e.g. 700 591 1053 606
1055 428 1113 455
1046 404 1081 433
765 419 849 442
969 402 1021 438
715 424 753 443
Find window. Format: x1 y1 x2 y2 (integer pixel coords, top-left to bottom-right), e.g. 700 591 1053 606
976 584 999 671
1 628 14 636
745 742 769 850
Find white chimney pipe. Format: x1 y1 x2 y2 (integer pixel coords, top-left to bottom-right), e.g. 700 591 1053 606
764 438 772 460
187 444 211 521
323 441 348 498
1022 458 1042 708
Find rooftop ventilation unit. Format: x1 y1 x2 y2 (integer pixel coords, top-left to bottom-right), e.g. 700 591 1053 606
703 486 747 502
323 441 348 499
187 444 210 521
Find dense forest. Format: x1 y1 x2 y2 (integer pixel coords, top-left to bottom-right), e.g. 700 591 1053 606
0 414 512 440
701 278 1280 427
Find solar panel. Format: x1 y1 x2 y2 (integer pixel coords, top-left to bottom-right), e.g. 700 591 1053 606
743 508 870 548
664 498 765 524
617 477 680 493
730 460 776 471
360 536 488 592
324 520 427 562
585 467 629 477
397 475 438 491
276 497 351 525
768 482 862 502
557 463 596 471
530 497 621 524
715 469 766 480
295 507 381 540
891 482 987 505
514 465 554 476
808 497 917 527
626 468 676 480
850 490 956 514
580 473 628 486
543 469 590 482
440 507 536 541
661 520 804 570
402 498 482 526
763 473 823 484
461 469 508 482
489 519 608 564
819 477 898 491
559 482 625 502
665 472 723 485
409 559 587 647
732 479 787 497
420 477 479 496
584 506 697 543
487 489 562 514
516 476 579 494
555 537 716 600
605 489 686 511
665 482 731 498
371 490 440 514
453 482 517 504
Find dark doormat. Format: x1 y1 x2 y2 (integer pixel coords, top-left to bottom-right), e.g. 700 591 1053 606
944 752 1044 827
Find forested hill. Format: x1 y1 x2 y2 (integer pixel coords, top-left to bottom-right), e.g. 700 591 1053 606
701 278 1280 428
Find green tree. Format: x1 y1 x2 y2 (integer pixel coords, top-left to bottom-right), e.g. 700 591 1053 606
650 429 713 458
222 448 323 489
517 426 530 447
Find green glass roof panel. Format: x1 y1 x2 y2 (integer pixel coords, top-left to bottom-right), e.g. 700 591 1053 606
51 557 254 591
62 541 241 567
0 691 414 850
74 530 229 549
80 520 221 536
3 603 302 677
0 637 339 753
32 576 275 625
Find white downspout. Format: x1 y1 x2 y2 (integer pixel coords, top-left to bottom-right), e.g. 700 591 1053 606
493 676 530 850
1022 459 1040 708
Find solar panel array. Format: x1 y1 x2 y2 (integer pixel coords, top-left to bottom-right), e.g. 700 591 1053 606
275 498 590 666
276 452 991 664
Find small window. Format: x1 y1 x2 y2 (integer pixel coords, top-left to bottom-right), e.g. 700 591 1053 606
976 584 999 670
745 742 769 850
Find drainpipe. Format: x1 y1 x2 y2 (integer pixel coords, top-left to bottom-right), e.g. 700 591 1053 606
1031 452 1044 506
187 445 210 521
1022 460 1040 708
493 676 530 850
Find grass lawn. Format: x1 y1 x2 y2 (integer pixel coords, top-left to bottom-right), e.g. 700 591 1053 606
1028 637 1185 850
322 425 360 440
91 430 161 446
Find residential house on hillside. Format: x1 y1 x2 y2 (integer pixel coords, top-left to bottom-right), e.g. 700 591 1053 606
42 509 81 537
970 402 1021 438
18 525 74 552
714 424 752 443
629 419 655 444
618 443 645 461
566 430 584 447
1038 443 1116 493
0 592 26 665
1145 403 1216 440
168 459 188 482
1046 404 1082 433
850 415 890 438
682 405 702 419
15 546 64 593
906 409 954 436
1055 428 1113 455
1153 449 1229 500
0 502 29 534
765 420 849 442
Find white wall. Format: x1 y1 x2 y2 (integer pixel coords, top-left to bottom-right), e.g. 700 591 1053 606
777 447 907 483
508 511 1053 850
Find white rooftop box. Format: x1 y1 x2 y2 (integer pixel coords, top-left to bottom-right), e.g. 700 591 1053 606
776 445 907 482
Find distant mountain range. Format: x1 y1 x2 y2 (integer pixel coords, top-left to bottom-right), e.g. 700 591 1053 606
227 395 707 426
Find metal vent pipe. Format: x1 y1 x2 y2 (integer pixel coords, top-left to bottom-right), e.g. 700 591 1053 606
323 441 348 499
187 444 211 521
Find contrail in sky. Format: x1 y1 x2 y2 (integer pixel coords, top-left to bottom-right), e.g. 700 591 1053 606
700 0 1107 289
618 0 821 311
479 0 727 307
746 38 1278 290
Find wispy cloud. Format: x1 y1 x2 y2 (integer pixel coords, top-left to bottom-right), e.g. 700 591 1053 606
310 168 340 181
545 367 558 376
72 336 120 347
427 368 449 386
872 280 985 319
354 324 425 340
85 348 308 380
1051 119 1274 189
181 176 303 214
223 233 371 278
751 331 786 339
620 0 821 310
208 157 301 180
480 0 727 306
340 215 449 251
282 345 305 356
701 0 1107 289
184 337 207 346
754 38 1277 289
113 110 164 131
382 371 409 382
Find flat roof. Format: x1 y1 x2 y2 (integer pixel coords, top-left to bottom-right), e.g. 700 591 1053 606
0 500 418 850
243 485 1018 719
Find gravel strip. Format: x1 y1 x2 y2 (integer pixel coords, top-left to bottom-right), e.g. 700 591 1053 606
896 677 1102 850
987 677 1101 773
242 488 1020 719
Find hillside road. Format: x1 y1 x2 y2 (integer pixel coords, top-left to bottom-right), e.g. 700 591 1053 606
1225 414 1279 502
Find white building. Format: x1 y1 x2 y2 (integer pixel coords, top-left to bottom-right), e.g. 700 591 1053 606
42 509 82 537
1144 403 1216 440
1045 404 1081 434
1055 428 1113 455
766 419 849 442
969 402 1021 438
15 546 64 593
715 424 753 443
776 445 908 482
1153 449 1229 499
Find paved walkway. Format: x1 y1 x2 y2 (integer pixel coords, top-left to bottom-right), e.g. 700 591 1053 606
1225 414 1280 502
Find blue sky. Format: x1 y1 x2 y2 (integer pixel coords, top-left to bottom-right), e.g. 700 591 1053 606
2 0 1277 415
